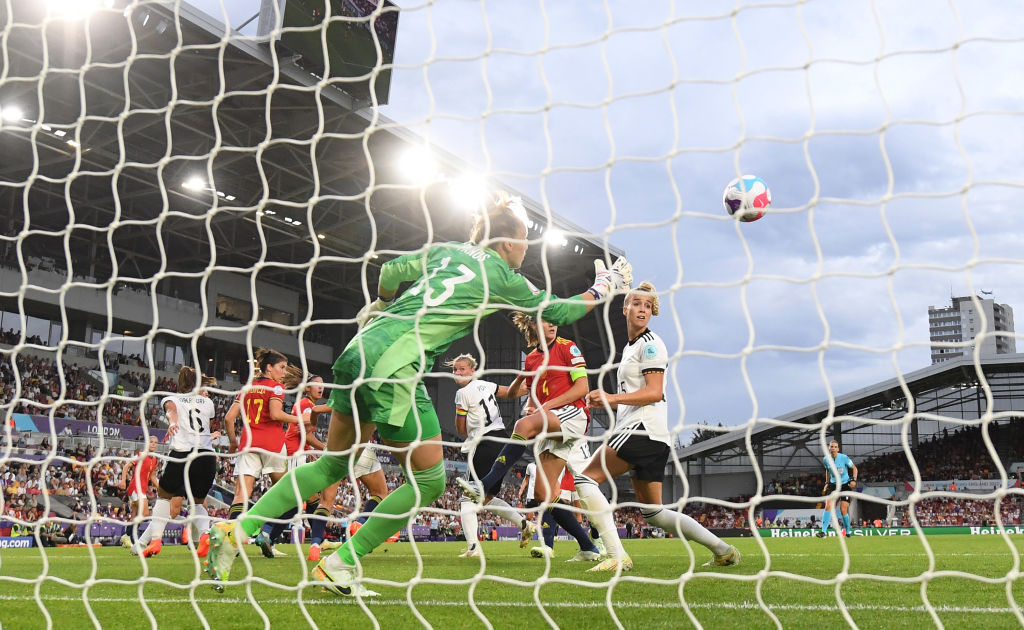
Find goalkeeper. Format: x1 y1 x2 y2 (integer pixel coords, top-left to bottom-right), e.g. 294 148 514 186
206 192 632 597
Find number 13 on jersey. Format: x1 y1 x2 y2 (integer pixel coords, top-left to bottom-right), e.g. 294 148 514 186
408 256 478 307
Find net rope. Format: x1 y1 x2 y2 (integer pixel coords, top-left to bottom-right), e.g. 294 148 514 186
1 0 1023 629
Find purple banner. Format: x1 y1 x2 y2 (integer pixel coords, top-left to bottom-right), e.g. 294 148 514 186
489 526 628 541
15 414 166 441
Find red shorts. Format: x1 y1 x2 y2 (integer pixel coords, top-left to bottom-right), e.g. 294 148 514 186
560 472 575 492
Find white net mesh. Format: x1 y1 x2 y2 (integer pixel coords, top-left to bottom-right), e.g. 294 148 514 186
2 0 1024 628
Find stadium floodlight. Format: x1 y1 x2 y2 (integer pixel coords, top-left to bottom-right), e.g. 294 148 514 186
47 0 109 20
449 174 489 211
1 105 24 123
397 146 440 185
544 227 569 247
182 177 206 191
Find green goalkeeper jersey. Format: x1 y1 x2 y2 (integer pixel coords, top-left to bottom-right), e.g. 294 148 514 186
356 241 589 383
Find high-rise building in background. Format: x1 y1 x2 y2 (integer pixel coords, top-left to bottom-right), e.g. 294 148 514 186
928 294 1016 364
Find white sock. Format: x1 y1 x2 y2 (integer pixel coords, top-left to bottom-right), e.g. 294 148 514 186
460 498 479 547
575 475 625 559
643 507 730 555
146 499 172 546
485 497 524 528
136 522 153 547
192 505 210 535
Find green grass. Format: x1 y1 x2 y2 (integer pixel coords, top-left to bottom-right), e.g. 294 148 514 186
1 535 1022 629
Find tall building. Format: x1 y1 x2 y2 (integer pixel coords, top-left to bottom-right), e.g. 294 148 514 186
928 295 1016 364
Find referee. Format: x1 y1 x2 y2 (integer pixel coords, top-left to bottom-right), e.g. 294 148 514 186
817 440 858 537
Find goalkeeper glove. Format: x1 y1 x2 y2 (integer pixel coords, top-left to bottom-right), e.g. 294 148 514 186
355 297 393 327
588 257 633 300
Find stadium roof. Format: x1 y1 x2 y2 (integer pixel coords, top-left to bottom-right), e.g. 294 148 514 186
0 0 627 359
675 354 1024 469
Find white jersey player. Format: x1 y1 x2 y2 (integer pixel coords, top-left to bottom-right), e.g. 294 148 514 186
131 367 219 559
518 462 538 510
448 354 537 558
576 283 741 572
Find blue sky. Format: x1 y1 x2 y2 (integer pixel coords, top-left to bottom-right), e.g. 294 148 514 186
195 0 1024 436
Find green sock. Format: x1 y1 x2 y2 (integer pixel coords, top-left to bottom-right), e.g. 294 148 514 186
239 454 350 537
336 462 446 566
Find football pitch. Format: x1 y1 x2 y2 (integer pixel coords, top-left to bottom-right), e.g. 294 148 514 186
1 535 1022 629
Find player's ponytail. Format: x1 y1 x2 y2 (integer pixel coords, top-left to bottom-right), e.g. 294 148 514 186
512 312 541 348
470 191 527 245
177 366 196 392
281 363 305 390
178 366 217 392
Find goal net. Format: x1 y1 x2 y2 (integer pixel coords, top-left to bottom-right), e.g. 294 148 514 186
2 0 1023 628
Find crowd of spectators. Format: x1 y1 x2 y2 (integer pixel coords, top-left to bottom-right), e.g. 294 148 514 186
897 496 1022 527
0 329 43 346
120 369 176 395
766 422 1024 498
863 423 1023 483
0 349 240 435
684 497 750 530
2 353 153 427
2 440 136 522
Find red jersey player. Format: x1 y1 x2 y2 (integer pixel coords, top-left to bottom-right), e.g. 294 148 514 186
224 349 298 526
458 312 601 561
118 435 160 547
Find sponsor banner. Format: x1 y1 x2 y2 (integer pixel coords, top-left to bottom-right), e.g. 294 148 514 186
489 526 631 541
72 522 185 542
0 536 34 548
905 479 1021 492
22 415 166 441
760 526 1024 538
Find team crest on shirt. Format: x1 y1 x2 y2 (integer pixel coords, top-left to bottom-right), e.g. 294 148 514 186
273 386 284 396
644 344 658 359
569 345 582 357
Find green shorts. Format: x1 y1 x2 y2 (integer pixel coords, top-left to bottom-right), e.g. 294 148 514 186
327 335 441 444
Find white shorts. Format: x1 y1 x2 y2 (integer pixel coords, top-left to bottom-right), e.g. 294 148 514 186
352 446 382 478
235 447 287 477
559 489 580 502
538 405 590 465
287 451 310 472
127 490 148 504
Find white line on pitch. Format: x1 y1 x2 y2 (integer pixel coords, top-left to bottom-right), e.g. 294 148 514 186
0 595 1017 614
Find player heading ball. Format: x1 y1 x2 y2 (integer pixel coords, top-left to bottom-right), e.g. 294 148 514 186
205 191 633 596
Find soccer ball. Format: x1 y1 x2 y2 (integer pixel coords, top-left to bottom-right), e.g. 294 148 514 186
722 175 771 222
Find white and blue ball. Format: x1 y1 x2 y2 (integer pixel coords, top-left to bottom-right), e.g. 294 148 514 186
722 175 771 222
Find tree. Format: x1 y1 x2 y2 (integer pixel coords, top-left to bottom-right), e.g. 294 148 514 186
689 422 725 447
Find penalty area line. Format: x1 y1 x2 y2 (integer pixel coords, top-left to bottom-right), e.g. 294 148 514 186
0 595 1017 614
